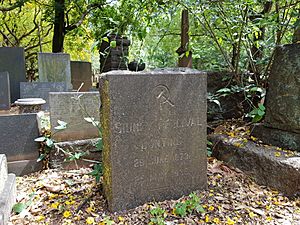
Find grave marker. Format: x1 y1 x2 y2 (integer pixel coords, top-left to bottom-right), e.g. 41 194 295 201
38 53 72 90
100 69 207 211
0 72 10 110
0 47 26 102
20 82 67 110
49 92 101 141
71 61 92 91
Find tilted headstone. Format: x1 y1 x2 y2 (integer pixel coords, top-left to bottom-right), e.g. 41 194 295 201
38 53 72 90
20 82 67 110
71 61 93 91
0 47 26 102
0 155 8 194
0 72 10 110
253 44 300 150
0 114 39 162
99 69 207 211
49 92 101 141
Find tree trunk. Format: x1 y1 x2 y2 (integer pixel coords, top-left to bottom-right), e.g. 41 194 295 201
52 0 65 53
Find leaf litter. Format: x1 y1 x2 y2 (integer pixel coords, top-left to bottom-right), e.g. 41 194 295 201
9 157 300 225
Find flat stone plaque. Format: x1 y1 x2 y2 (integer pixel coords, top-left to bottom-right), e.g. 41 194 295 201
100 69 207 211
0 72 10 110
20 82 67 110
0 47 26 102
49 92 101 141
38 53 72 90
71 61 92 91
0 114 39 161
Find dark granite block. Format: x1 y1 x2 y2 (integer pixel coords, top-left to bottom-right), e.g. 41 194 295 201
0 114 39 161
0 47 26 102
71 61 92 91
20 82 67 110
0 174 16 225
100 69 207 211
0 72 10 110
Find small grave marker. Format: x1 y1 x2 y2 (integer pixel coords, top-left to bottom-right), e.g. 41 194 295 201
71 61 93 91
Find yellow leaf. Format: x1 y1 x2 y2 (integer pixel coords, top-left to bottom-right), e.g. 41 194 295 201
249 212 256 218
118 216 124 221
213 217 220 224
274 152 281 157
266 217 272 221
208 205 215 211
205 215 210 222
51 202 59 209
63 210 72 218
226 217 235 225
36 215 45 221
86 217 95 224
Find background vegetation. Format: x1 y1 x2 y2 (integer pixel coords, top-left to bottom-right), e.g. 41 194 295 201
0 0 299 85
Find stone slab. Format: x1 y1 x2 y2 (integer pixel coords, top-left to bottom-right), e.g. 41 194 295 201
0 174 16 225
100 69 207 211
49 92 101 141
252 124 300 151
38 53 72 90
0 114 39 161
0 72 10 110
0 155 8 195
0 47 26 102
20 82 67 110
7 159 42 176
209 134 300 196
51 138 101 170
71 61 92 91
264 44 300 133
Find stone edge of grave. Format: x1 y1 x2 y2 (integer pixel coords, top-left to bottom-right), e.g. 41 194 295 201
0 155 8 194
51 138 102 170
0 174 16 225
208 134 300 196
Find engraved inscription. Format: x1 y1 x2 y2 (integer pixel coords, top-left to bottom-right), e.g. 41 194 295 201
114 122 144 134
136 137 182 151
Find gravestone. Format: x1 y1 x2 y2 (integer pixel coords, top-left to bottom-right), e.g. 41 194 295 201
0 72 10 110
71 61 92 91
38 53 72 90
99 69 207 211
252 44 300 151
49 92 100 141
20 82 67 110
0 47 26 102
0 114 39 162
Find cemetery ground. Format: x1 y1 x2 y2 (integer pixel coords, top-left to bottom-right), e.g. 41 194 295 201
9 119 300 225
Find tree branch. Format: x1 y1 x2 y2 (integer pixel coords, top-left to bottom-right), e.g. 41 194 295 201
0 0 27 12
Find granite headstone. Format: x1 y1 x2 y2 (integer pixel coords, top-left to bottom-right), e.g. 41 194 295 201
99 69 207 211
38 53 72 90
71 61 93 91
20 82 67 110
0 72 10 110
49 92 101 141
0 47 26 102
0 114 39 162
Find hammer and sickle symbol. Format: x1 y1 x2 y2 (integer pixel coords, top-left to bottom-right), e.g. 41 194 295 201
153 85 175 109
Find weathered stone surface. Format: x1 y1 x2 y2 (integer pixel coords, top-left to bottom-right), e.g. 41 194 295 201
0 72 10 110
51 138 101 170
100 69 207 211
0 174 16 225
20 82 67 110
49 92 101 141
209 134 300 196
264 44 300 133
0 47 26 102
0 155 8 194
7 159 42 176
71 61 92 91
252 124 300 151
0 114 39 161
38 53 72 90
